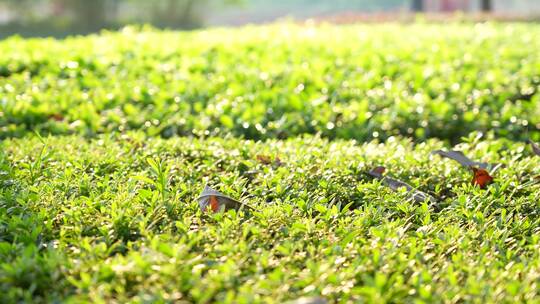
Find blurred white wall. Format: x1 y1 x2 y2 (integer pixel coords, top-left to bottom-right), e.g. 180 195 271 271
494 0 540 13
206 0 540 26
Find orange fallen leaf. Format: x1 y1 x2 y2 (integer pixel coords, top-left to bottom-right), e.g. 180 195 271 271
209 195 220 212
470 167 494 189
198 185 253 213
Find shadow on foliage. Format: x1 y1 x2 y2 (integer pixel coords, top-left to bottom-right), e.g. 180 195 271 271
0 142 71 302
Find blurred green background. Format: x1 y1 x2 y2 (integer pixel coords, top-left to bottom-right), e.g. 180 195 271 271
0 0 540 37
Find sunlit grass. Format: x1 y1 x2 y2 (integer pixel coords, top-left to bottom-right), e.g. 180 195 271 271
1 23 540 302
0 23 539 142
1 133 539 302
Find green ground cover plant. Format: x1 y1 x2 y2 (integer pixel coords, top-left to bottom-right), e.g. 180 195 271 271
0 23 539 142
1 134 540 302
1 23 540 303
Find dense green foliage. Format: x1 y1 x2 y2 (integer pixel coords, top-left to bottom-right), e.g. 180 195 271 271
2 24 540 303
1 23 539 142
1 134 539 302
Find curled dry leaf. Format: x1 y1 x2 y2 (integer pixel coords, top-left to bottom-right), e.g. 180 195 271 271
256 154 284 167
432 150 491 170
256 154 272 165
367 166 437 204
470 167 494 189
49 113 64 121
198 185 253 213
530 140 540 156
369 166 386 178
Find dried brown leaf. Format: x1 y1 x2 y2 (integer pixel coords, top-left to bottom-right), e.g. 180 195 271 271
432 150 491 169
256 154 273 165
198 185 253 213
368 166 437 204
256 154 284 167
